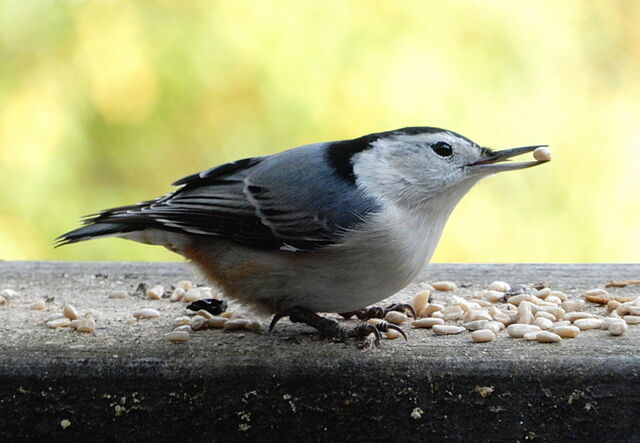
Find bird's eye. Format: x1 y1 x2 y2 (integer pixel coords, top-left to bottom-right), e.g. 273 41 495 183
431 141 453 157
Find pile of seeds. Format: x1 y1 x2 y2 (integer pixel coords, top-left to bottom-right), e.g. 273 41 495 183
44 303 97 333
4 274 638 346
400 280 640 343
108 279 263 343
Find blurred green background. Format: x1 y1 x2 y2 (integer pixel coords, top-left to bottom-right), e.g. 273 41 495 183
1 0 639 262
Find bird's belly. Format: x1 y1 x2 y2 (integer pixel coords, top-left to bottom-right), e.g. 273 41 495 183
186 211 446 315
290 240 430 313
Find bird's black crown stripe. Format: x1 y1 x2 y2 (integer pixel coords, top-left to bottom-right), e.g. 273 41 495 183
326 127 450 183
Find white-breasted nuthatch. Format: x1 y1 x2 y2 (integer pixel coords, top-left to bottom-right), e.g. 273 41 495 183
58 127 549 342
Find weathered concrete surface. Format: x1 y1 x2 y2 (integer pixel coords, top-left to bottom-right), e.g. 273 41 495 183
1 261 639 441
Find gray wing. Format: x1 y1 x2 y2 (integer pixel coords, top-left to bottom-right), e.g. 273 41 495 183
81 143 381 252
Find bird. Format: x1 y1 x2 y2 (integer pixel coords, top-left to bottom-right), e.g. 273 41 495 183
57 127 549 343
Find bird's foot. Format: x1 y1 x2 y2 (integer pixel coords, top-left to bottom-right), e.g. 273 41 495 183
339 302 416 320
269 306 407 346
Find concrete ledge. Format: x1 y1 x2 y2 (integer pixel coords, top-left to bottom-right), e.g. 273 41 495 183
1 262 639 441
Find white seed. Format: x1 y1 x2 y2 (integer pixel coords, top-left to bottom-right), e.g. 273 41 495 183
1 289 19 299
523 331 540 341
190 316 208 331
545 295 562 305
449 295 466 305
601 317 626 330
47 317 71 328
565 311 595 322
173 325 192 332
462 320 489 331
485 321 505 334
108 290 128 299
76 317 96 333
62 304 79 320
244 320 261 332
206 316 229 328
536 288 552 299
196 309 214 319
536 306 565 321
46 313 66 322
431 281 457 291
607 300 621 312
385 311 408 325
549 290 568 301
164 331 190 342
432 325 465 335
170 288 185 302
442 305 464 321
424 303 444 317
146 285 164 300
533 317 554 330
492 310 512 325
623 315 640 325
608 321 628 336
69 319 81 329
583 288 610 304
517 301 535 324
133 308 161 319
175 280 193 290
198 287 221 299
431 311 444 319
488 281 510 292
617 305 640 316
412 318 444 328
471 329 496 343
582 288 609 298
537 331 562 343
464 320 490 331
463 309 492 323
413 290 430 316
470 298 493 307
182 288 202 302
562 299 585 312
385 329 403 340
507 294 535 306
478 290 505 303
554 320 572 327
535 311 556 321
223 318 250 330
574 318 603 330
220 311 235 319
30 300 46 310
552 325 580 338
507 324 541 338
533 146 552 161
173 316 191 327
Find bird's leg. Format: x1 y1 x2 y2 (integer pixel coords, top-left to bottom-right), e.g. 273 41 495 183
269 306 407 345
339 303 416 320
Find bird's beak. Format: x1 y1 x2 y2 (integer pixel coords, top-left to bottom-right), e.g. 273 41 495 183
467 145 550 173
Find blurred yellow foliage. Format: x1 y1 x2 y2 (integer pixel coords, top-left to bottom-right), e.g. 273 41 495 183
0 0 638 262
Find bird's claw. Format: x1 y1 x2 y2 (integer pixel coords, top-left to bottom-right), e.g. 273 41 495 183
353 320 408 345
340 303 416 320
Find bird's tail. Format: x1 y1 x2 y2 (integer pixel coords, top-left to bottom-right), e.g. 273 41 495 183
55 223 138 247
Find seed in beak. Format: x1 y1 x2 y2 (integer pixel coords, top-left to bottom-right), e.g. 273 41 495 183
533 147 552 162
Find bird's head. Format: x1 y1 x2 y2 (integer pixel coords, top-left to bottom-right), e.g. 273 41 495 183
339 127 549 209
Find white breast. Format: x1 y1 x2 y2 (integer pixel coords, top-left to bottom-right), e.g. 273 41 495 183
287 197 456 313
